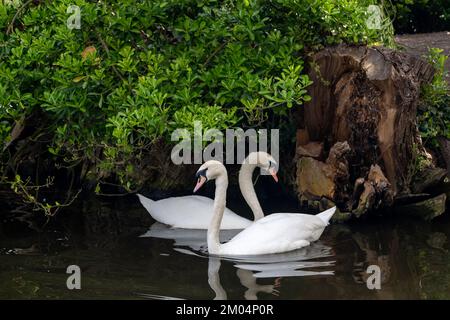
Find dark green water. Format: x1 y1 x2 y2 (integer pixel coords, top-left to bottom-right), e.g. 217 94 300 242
1 195 449 300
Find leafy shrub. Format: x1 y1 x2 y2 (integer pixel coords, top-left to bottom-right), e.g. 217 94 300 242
418 48 450 144
0 0 394 195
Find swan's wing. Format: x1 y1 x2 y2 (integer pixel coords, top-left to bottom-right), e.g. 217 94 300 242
221 213 327 255
149 196 251 230
220 242 333 264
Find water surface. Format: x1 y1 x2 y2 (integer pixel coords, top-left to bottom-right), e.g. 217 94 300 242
1 196 449 300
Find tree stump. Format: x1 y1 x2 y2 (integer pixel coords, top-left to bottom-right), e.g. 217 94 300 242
296 44 443 218
438 137 450 178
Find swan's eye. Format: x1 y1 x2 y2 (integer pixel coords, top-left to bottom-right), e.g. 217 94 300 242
268 160 278 171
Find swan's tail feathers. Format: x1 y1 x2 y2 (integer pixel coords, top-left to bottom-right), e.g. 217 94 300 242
316 206 337 225
137 194 155 213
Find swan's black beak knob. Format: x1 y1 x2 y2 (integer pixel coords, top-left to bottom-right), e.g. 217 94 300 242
193 169 208 193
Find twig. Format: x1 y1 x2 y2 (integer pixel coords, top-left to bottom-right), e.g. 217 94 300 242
203 41 228 67
97 179 139 195
49 188 82 216
10 209 33 215
95 31 126 82
6 0 34 35
96 192 132 197
42 188 82 228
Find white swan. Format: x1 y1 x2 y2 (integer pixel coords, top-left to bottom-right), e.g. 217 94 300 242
193 160 336 256
137 152 278 229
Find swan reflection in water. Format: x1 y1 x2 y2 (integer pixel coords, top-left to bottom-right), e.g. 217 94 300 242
141 222 336 300
208 257 281 300
140 222 240 251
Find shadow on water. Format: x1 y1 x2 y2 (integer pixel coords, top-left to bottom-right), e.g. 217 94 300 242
1 193 450 299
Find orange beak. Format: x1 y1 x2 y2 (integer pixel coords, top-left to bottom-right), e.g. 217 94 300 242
269 168 278 182
193 176 207 193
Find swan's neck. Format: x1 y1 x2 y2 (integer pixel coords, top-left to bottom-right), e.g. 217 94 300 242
239 163 264 221
208 175 228 255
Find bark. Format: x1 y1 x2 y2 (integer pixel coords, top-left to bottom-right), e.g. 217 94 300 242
438 136 450 178
395 193 447 220
296 44 442 218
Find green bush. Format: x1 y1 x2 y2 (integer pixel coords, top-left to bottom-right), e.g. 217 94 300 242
0 0 394 195
418 48 450 145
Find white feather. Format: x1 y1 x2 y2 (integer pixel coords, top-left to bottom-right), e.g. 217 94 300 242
137 194 251 230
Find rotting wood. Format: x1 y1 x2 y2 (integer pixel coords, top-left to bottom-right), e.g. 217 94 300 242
295 44 445 218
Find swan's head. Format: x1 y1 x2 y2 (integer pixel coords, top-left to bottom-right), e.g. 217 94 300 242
193 160 226 193
245 151 279 182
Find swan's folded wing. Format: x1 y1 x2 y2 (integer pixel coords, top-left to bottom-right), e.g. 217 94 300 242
221 213 326 255
150 195 251 229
